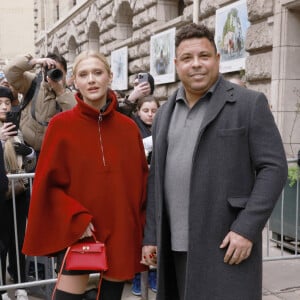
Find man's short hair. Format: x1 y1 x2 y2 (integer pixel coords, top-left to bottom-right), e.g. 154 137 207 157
175 23 217 53
46 52 67 72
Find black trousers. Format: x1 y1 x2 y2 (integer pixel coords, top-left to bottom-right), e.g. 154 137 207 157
172 251 187 300
0 191 28 284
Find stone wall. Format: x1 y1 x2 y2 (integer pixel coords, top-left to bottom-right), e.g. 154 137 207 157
33 0 275 100
32 0 300 156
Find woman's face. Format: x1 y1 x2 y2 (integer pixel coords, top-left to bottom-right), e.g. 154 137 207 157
0 97 12 122
74 57 112 110
137 101 158 126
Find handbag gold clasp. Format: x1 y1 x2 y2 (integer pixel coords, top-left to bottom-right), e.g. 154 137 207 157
82 246 90 251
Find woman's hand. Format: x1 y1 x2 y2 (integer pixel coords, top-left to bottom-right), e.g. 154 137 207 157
127 82 151 103
141 245 157 266
80 222 95 239
0 123 17 141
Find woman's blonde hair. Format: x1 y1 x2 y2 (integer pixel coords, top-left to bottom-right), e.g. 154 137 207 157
72 50 111 76
4 138 20 173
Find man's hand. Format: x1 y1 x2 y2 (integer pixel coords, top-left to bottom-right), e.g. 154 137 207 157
29 57 57 69
47 77 65 96
220 231 253 265
29 57 66 96
141 245 157 266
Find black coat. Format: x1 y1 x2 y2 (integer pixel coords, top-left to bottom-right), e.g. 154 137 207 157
143 77 288 300
0 145 8 254
0 145 8 202
132 115 152 139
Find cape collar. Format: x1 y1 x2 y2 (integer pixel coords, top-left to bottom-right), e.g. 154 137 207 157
74 89 117 119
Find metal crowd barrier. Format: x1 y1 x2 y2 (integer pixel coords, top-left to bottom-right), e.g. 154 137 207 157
263 158 300 261
1 160 300 299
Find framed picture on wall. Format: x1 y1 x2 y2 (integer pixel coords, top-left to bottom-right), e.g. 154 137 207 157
215 0 250 73
150 28 176 85
111 46 128 90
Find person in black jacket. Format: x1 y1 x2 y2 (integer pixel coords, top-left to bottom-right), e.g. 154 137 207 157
131 95 160 296
0 139 9 299
117 73 155 117
0 144 8 199
132 96 160 165
0 86 36 300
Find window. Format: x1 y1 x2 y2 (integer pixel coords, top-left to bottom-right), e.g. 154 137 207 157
56 4 59 20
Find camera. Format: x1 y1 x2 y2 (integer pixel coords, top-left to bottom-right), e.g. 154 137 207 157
44 67 63 82
138 73 149 83
5 111 21 135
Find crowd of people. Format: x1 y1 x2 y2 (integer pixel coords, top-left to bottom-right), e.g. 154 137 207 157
0 22 288 300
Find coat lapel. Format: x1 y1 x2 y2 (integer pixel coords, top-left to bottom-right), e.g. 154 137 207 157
200 77 236 131
155 91 177 175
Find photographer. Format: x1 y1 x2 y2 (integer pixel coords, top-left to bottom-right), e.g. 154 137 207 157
4 53 76 154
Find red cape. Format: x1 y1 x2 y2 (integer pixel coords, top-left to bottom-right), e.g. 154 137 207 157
23 90 148 279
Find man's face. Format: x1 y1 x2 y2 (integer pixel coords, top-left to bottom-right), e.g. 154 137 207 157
175 37 220 101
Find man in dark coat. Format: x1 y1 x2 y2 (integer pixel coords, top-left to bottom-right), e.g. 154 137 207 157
142 23 288 300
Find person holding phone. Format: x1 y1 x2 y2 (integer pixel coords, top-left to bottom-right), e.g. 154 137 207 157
0 86 36 300
130 95 160 296
113 72 157 296
0 144 9 300
117 72 155 116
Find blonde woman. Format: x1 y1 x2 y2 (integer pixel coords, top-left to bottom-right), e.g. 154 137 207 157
0 86 35 300
22 51 148 300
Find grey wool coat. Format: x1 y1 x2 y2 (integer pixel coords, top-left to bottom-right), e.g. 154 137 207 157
143 76 288 300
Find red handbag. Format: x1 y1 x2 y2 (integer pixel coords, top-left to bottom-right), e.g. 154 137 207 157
65 236 108 271
52 233 108 300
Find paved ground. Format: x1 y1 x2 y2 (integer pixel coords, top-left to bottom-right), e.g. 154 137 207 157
19 258 300 300
263 259 300 300
5 235 300 300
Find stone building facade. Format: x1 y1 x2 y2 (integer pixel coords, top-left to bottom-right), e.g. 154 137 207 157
33 0 300 157
0 0 34 71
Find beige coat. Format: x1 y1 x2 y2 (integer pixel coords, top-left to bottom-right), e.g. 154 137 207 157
4 54 76 151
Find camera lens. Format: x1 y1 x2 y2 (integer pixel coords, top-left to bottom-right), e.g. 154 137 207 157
47 69 63 82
